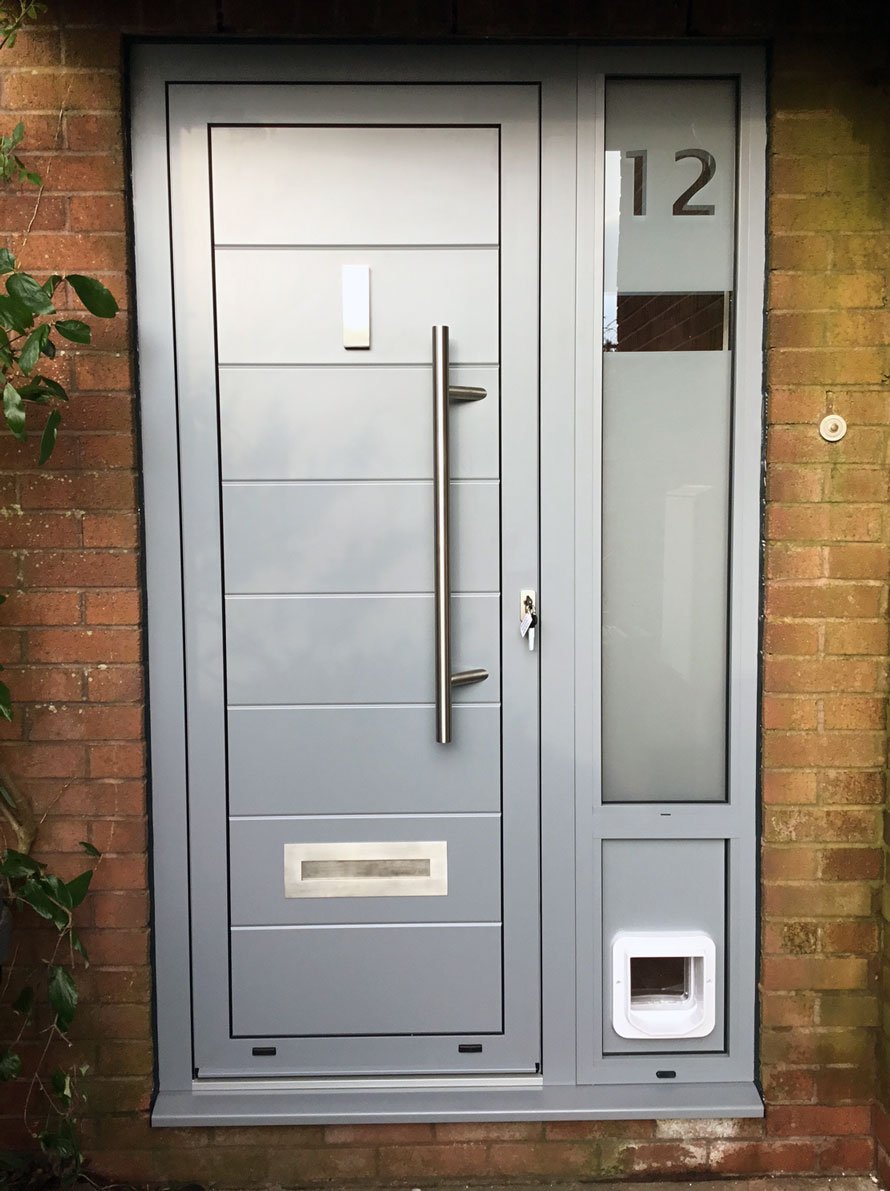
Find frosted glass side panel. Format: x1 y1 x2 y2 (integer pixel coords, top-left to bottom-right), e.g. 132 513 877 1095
601 79 737 803
602 353 730 801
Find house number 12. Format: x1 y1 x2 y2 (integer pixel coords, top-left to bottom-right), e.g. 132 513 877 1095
625 149 716 217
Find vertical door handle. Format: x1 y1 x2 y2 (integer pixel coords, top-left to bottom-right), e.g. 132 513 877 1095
432 325 488 744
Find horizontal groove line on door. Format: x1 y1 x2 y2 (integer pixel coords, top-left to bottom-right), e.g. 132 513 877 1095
230 921 502 932
227 701 501 710
217 361 499 370
214 242 500 252
229 811 501 821
224 591 500 600
221 478 501 487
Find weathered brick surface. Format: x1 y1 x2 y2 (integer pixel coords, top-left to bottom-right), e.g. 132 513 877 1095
0 0 888 1185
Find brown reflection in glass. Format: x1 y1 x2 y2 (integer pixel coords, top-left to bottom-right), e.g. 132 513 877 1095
609 292 729 352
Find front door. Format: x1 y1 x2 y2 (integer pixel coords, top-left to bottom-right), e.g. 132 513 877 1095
167 83 541 1077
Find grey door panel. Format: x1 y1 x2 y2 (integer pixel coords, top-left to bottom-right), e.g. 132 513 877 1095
225 594 500 705
219 367 499 482
229 815 501 926
602 839 725 1054
230 924 503 1036
223 481 499 595
215 249 498 365
211 125 499 247
165 80 540 1078
227 706 501 815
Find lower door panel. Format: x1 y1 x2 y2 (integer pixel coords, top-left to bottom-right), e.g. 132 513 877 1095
231 924 503 1037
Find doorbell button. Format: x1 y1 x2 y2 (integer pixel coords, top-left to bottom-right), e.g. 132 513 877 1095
819 414 846 442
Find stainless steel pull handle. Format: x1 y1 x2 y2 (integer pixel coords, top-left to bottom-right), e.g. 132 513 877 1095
433 325 488 745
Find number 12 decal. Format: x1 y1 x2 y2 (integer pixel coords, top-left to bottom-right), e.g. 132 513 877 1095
624 148 716 217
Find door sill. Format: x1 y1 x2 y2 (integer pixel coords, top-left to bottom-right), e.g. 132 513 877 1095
152 1080 764 1125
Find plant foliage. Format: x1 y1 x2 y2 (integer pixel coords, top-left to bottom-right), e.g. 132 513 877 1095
0 3 117 1185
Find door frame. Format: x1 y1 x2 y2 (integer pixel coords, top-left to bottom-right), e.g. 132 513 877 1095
130 40 765 1125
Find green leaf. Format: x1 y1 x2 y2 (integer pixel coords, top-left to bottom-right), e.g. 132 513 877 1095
26 373 67 401
0 782 16 811
24 170 42 187
7 272 55 317
0 1048 22 1081
40 335 55 359
18 324 47 375
54 318 91 344
66 274 118 318
0 293 33 333
3 381 26 440
65 868 93 908
50 1067 72 1104
11 985 34 1019
71 930 88 963
0 247 16 275
0 678 12 722
0 849 41 878
42 872 73 910
48 964 78 1033
42 274 62 297
17 878 68 929
79 840 100 858
38 408 61 465
10 123 24 147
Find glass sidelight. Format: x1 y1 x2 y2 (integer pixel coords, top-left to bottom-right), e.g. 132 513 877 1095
601 79 738 803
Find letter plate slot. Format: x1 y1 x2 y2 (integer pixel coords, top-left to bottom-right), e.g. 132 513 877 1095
284 841 447 898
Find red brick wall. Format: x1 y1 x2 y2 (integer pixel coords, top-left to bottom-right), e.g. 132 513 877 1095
0 0 888 1185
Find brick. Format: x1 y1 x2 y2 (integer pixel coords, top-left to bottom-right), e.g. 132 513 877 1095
86 665 143 702
85 590 141 625
0 511 81 549
819 847 883 880
764 657 882 693
763 621 821 655
74 353 132 392
88 742 145 778
763 730 884 768
765 882 873 917
818 1134 875 1172
765 807 881 844
377 1143 489 1179
22 550 138 587
20 471 135 510
27 627 139 663
767 1104 872 1135
825 619 888 654
709 1139 820 1174
763 696 818 730
766 462 825 500
77 434 135 470
762 846 818 880
766 543 824 579
770 270 886 310
2 69 120 111
27 703 142 740
766 582 883 618
827 543 890 578
0 590 80 625
63 112 122 151
81 513 138 548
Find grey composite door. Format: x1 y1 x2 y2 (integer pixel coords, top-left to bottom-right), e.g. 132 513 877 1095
167 83 541 1078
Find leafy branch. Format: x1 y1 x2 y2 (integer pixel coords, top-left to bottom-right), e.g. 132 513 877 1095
0 2 44 51
0 839 100 1177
